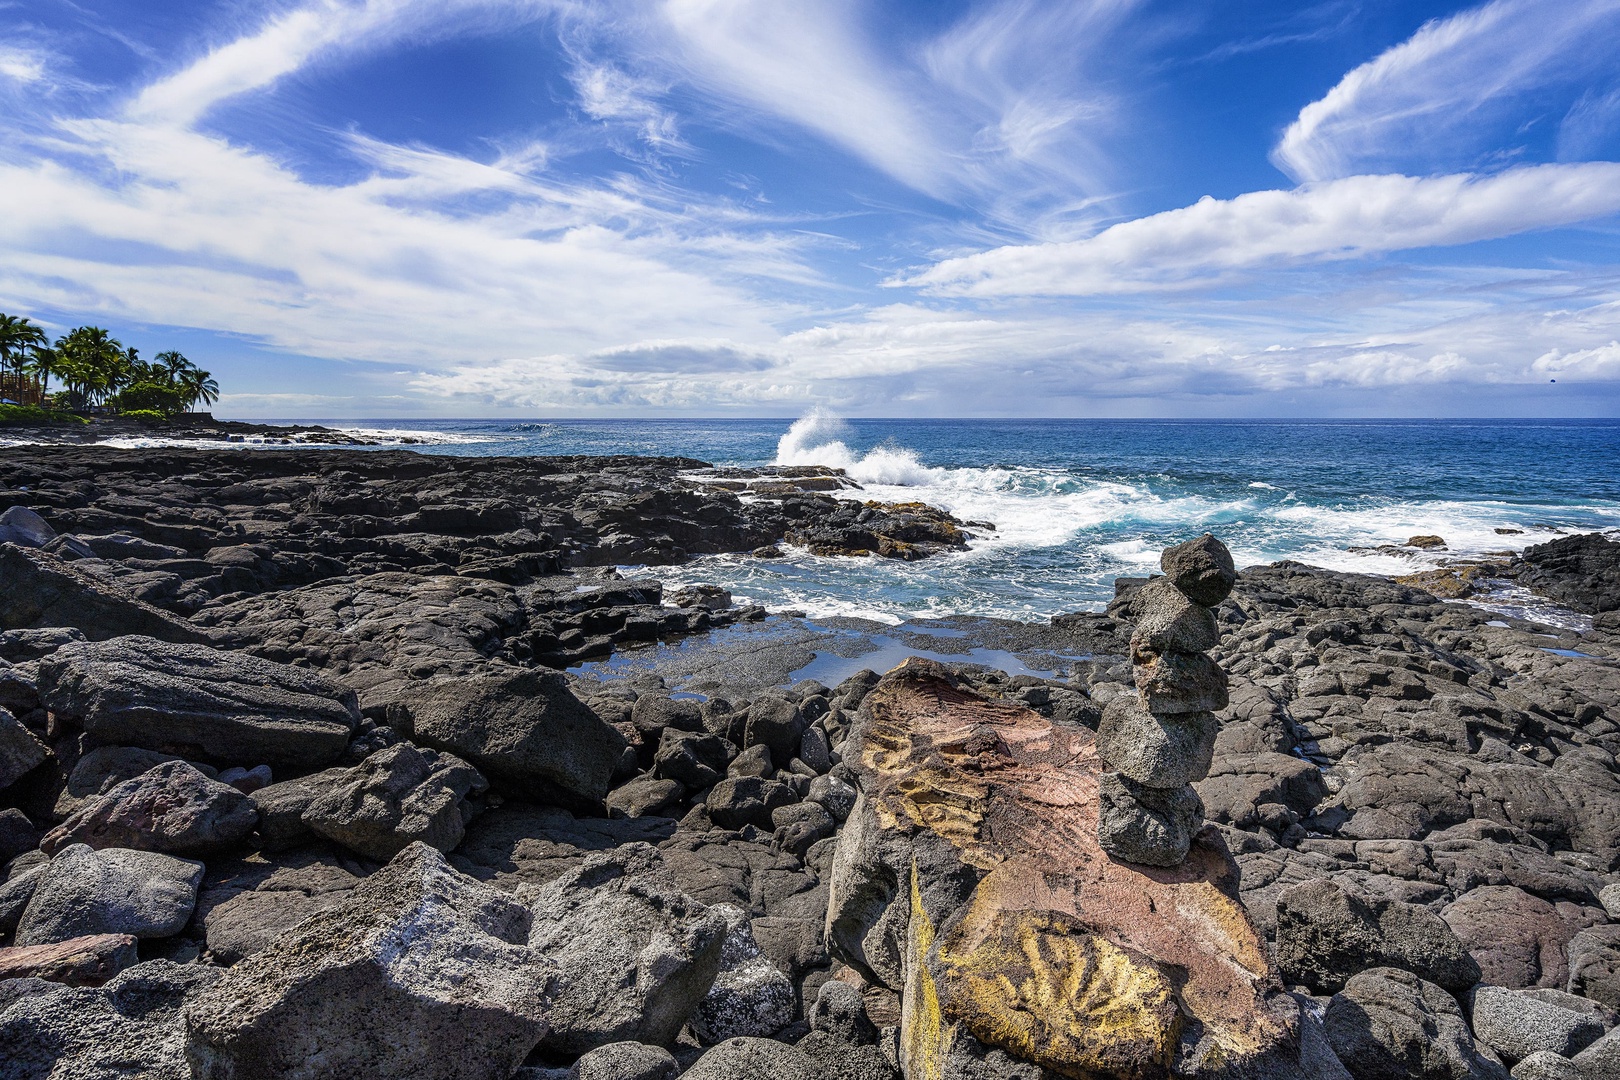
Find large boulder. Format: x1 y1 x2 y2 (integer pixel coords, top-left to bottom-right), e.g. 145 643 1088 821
683 1037 820 1080
1566 923 1620 1009
1444 885 1604 989
1471 985 1608 1064
0 960 223 1079
825 659 1311 1080
518 843 729 1056
690 904 796 1044
197 856 365 964
38 636 360 770
0 542 211 642
394 667 627 808
302 743 486 862
14 843 203 945
1276 877 1481 993
0 506 55 548
1322 967 1507 1080
183 843 559 1080
42 760 258 857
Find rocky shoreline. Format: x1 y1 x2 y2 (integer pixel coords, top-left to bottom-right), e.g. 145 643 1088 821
1 445 1619 1079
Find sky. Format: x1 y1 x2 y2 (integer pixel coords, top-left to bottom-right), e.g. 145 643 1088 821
3 0 1620 418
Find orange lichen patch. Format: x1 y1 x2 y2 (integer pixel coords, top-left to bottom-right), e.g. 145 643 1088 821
857 658 1294 1077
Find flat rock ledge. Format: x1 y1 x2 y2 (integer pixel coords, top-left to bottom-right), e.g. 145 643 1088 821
826 658 1306 1080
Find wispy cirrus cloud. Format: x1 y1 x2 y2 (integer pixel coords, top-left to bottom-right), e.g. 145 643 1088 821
900 164 1620 296
1272 0 1620 182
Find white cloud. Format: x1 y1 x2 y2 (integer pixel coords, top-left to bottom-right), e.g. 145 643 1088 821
0 44 45 83
1533 341 1620 380
900 164 1620 297
655 0 954 199
1273 0 1620 182
129 0 556 125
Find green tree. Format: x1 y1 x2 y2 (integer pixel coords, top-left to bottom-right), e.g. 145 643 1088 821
0 314 48 386
53 327 127 410
155 350 191 384
176 366 219 411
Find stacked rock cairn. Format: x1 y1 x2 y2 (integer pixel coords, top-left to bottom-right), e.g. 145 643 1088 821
1096 532 1236 866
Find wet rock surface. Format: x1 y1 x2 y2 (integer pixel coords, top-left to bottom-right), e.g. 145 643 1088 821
4 446 1620 1080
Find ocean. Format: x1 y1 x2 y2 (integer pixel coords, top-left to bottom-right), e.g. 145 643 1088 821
38 414 1620 627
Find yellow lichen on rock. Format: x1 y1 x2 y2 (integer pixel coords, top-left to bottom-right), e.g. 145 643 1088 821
901 864 948 1080
935 906 1180 1080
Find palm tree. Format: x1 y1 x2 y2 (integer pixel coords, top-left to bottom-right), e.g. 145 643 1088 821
27 346 59 397
53 327 126 410
155 350 191 384
177 367 219 411
0 315 48 400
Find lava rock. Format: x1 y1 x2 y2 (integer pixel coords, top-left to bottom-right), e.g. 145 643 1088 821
653 729 733 790
38 636 360 770
1129 648 1229 715
1566 924 1620 1009
1573 1027 1620 1079
0 960 223 1079
1129 577 1220 655
0 506 55 548
15 844 203 945
1095 771 1204 866
1095 698 1220 788
1322 966 1508 1080
807 774 857 822
1511 1051 1581 1080
607 775 688 819
302 743 486 862
0 543 212 643
42 760 258 857
0 705 46 793
810 979 879 1045
519 843 728 1056
1160 533 1237 607
1277 878 1481 994
707 776 798 831
690 904 795 1044
395 667 628 808
570 1041 681 1080
183 843 558 1080
742 695 809 768
0 932 139 986
248 767 351 850
1472 985 1607 1063
683 1037 819 1080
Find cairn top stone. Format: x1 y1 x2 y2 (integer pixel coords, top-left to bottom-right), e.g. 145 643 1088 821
1160 533 1236 607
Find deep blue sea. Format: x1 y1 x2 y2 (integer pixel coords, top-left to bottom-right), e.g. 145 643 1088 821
37 414 1620 625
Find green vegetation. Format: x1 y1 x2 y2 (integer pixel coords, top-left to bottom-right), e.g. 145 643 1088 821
0 311 221 421
119 409 169 425
0 403 88 426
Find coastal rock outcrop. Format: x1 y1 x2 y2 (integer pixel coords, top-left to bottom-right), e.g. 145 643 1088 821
826 657 1307 1080
1096 534 1233 866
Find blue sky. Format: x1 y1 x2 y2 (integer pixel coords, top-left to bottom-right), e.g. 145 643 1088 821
3 0 1620 418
